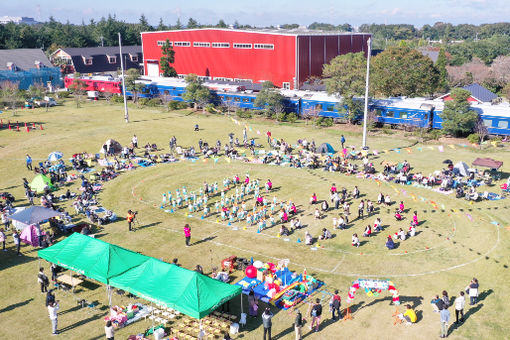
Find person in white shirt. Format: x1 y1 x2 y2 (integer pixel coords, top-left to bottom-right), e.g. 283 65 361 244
105 320 114 340
454 291 465 324
48 301 59 335
132 135 138 148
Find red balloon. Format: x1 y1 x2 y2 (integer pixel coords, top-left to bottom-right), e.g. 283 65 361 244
245 265 257 279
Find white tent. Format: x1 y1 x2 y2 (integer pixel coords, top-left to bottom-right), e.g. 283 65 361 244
454 161 470 177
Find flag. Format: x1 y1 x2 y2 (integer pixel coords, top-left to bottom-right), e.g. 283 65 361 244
257 130 261 135
203 158 208 163
448 144 455 149
373 150 379 155
394 148 401 153
405 148 412 154
225 157 231 163
466 213 473 221
438 145 444 152
428 146 434 150
416 147 423 152
214 157 219 163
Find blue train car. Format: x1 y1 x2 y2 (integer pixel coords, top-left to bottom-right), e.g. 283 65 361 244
371 98 436 128
473 105 510 136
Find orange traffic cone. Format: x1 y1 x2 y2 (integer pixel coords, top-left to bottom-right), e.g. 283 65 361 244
40 124 43 130
26 125 29 132
16 124 20 131
8 124 11 130
32 123 35 129
343 306 353 320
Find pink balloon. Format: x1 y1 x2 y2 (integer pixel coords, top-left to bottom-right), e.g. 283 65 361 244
245 265 257 279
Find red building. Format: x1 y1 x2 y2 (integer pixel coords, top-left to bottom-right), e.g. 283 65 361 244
141 28 371 89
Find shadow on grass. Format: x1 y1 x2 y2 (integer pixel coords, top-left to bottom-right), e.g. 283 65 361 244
135 221 161 231
192 235 217 246
59 313 103 333
0 298 33 313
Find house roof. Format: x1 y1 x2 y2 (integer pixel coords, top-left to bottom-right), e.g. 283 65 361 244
141 28 370 37
55 46 142 58
55 46 142 74
0 49 53 71
462 83 498 103
420 50 439 63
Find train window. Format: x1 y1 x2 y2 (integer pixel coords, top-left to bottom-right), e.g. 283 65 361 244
483 119 492 127
498 120 508 129
400 112 408 118
315 104 322 110
243 98 250 102
326 105 335 112
376 109 382 116
250 98 254 102
234 97 240 102
424 114 428 120
387 111 394 117
164 90 169 95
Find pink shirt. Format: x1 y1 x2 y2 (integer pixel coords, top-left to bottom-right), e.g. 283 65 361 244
184 227 191 237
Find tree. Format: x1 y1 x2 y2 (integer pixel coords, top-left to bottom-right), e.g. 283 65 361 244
67 72 87 108
371 46 439 97
187 18 199 29
157 18 167 31
182 74 211 111
125 68 143 103
175 18 182 29
323 52 366 123
254 83 285 118
160 40 177 77
502 82 510 101
440 88 478 137
474 118 489 148
0 81 21 116
217 20 227 28
436 48 449 93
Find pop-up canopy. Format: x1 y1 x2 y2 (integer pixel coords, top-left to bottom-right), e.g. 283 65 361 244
38 233 149 284
109 258 242 319
8 206 60 226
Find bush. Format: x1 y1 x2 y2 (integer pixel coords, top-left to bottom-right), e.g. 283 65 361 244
56 91 70 99
138 98 149 106
206 104 216 114
146 98 162 107
428 129 443 140
110 95 124 103
275 112 287 122
315 117 333 127
168 100 188 110
236 109 253 119
287 112 298 123
467 133 480 144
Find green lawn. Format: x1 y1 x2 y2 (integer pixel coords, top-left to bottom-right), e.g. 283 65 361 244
0 100 509 340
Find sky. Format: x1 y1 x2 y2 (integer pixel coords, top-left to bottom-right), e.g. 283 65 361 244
3 0 510 27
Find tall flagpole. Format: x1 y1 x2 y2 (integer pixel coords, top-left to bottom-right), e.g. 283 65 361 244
362 37 372 148
119 32 129 123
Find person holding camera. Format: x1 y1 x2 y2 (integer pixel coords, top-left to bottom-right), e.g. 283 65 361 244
127 210 136 232
184 224 191 247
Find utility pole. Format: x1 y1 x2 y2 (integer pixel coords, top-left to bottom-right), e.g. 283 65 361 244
119 32 129 123
362 37 372 149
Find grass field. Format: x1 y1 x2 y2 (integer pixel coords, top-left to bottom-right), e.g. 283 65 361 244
0 100 509 340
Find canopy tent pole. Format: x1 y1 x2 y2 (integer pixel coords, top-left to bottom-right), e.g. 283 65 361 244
240 293 243 314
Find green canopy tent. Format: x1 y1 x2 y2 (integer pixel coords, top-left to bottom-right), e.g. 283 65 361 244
38 233 150 285
109 258 242 319
30 174 56 193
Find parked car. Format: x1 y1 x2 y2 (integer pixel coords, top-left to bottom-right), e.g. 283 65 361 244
34 96 57 107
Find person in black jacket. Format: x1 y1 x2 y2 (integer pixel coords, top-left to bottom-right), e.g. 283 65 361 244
294 308 303 340
309 298 322 332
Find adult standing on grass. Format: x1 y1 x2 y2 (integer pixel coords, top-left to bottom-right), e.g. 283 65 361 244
105 320 114 340
439 303 450 338
126 210 135 232
132 135 138 148
38 267 49 293
184 224 191 247
331 290 341 321
466 278 479 305
294 308 303 340
48 300 60 335
261 307 273 340
13 229 21 256
0 228 6 251
340 135 346 149
26 154 33 171
309 298 322 332
454 291 465 324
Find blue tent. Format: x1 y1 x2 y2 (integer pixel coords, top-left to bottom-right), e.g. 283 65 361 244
317 143 335 154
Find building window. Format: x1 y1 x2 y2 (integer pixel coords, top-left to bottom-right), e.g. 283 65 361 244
83 56 93 65
174 41 191 47
498 120 509 129
177 74 186 79
234 78 253 83
212 42 230 48
254 43 274 50
483 119 492 127
157 41 172 46
107 56 117 64
198 76 211 81
233 43 252 49
282 82 290 90
130 55 138 62
193 42 210 47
